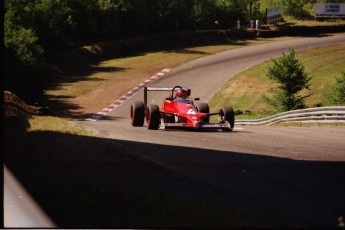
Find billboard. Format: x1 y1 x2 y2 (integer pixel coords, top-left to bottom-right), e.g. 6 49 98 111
266 6 283 23
315 3 345 18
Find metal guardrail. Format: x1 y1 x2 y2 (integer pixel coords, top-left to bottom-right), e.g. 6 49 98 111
4 91 38 117
236 106 345 125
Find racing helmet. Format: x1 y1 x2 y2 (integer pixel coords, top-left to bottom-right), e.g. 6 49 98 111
176 88 188 98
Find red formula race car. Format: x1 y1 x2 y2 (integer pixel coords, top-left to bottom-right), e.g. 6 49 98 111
130 85 235 131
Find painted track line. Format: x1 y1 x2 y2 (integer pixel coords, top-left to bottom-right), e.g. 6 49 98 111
85 68 171 121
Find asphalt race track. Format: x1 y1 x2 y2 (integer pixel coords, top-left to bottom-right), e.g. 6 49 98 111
5 34 345 228
81 34 345 162
78 34 345 227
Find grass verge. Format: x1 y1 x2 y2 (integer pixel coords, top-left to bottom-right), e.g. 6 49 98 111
209 44 345 121
4 116 93 137
28 116 93 135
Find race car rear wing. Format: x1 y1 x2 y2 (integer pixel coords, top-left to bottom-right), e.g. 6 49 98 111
144 86 192 107
144 87 173 107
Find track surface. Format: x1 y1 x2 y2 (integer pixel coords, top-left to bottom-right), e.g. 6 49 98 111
75 34 345 227
81 34 345 161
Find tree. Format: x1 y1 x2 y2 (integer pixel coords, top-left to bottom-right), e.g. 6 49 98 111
283 0 311 19
192 0 218 29
327 72 345 105
4 1 46 102
245 0 260 21
264 48 312 112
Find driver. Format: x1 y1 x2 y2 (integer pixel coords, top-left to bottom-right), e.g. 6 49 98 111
174 88 192 103
175 88 188 99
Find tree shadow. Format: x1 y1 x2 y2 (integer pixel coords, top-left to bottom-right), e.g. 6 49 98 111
260 24 345 38
36 94 87 118
4 127 345 228
168 49 209 55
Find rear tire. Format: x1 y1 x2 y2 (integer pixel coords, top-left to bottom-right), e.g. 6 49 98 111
197 103 210 123
220 106 235 132
146 104 160 130
131 101 145 126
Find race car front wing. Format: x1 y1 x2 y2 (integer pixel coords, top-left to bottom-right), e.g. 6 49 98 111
160 120 231 130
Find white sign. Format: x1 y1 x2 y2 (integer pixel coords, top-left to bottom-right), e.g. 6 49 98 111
267 6 282 23
315 3 345 18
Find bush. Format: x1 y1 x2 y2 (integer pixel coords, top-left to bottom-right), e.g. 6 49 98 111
264 48 312 112
327 72 345 105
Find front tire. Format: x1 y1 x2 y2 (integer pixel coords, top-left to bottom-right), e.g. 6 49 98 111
146 104 160 130
197 103 210 123
131 101 145 126
220 106 235 132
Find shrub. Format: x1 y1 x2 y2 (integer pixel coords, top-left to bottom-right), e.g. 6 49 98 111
327 72 345 105
264 48 312 112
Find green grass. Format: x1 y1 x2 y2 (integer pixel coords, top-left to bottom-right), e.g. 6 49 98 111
282 17 345 27
272 122 345 127
209 44 345 121
27 116 93 135
301 45 345 106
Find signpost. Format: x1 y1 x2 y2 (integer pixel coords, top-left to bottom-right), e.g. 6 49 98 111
266 6 282 24
314 3 345 19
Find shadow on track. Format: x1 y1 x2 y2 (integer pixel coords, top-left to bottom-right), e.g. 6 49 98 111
4 128 345 228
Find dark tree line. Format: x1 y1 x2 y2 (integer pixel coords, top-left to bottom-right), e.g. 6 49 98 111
4 0 263 102
4 0 264 55
4 0 345 102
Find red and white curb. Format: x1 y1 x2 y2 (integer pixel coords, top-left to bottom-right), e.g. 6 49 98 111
85 68 171 121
